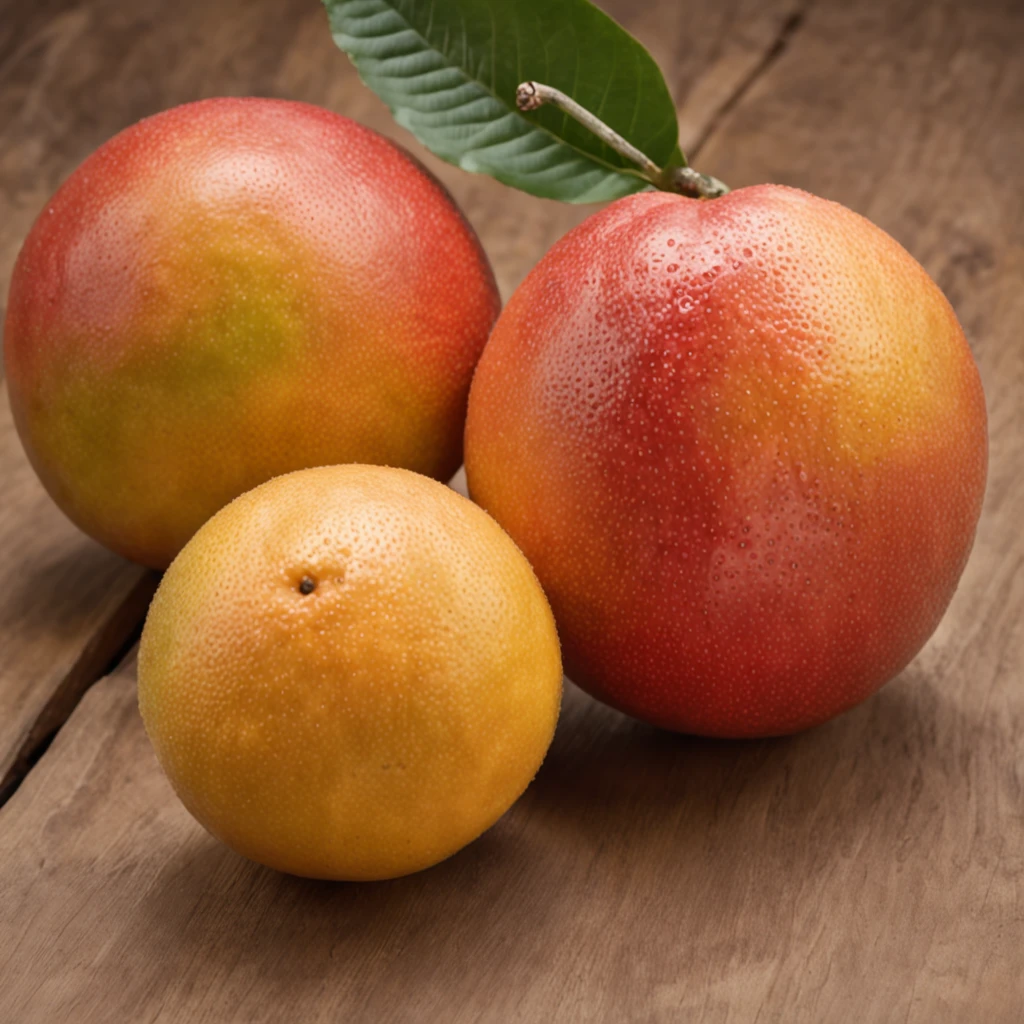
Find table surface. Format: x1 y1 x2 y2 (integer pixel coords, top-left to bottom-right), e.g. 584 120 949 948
1 0 1022 1020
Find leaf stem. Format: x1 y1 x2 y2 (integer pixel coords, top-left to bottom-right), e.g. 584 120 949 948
516 81 662 181
516 81 729 199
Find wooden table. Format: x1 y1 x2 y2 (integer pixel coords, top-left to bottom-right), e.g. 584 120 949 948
1 0 1021 1019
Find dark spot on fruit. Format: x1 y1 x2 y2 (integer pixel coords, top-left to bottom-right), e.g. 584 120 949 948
298 575 316 595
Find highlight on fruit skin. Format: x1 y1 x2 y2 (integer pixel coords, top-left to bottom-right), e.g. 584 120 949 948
137 464 563 881
3 97 500 569
465 183 988 738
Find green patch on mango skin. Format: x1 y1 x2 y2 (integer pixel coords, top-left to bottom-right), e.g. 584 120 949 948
24 236 318 562
130 221 314 403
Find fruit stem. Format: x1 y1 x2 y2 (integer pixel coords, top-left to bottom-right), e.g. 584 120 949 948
515 81 730 199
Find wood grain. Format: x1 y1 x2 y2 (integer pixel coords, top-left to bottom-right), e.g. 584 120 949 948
1 0 1023 1020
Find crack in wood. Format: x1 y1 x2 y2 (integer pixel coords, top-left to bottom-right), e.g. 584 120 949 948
688 3 813 160
0 572 157 808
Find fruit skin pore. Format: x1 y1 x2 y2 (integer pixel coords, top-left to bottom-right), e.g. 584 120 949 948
4 97 500 569
465 185 988 737
137 465 562 881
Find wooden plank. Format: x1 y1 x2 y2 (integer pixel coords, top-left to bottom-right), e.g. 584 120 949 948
2 594 1022 1023
0 387 157 803
2 0 1023 1020
0 0 801 801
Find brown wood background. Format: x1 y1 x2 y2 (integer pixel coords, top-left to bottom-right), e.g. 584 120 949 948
1 0 1022 1020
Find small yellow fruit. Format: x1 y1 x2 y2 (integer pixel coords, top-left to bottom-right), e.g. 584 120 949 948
138 465 562 880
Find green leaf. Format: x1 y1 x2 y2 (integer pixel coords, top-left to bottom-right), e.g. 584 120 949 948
323 0 682 203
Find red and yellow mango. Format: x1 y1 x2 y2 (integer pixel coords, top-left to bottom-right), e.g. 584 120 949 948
466 185 988 736
5 98 499 568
